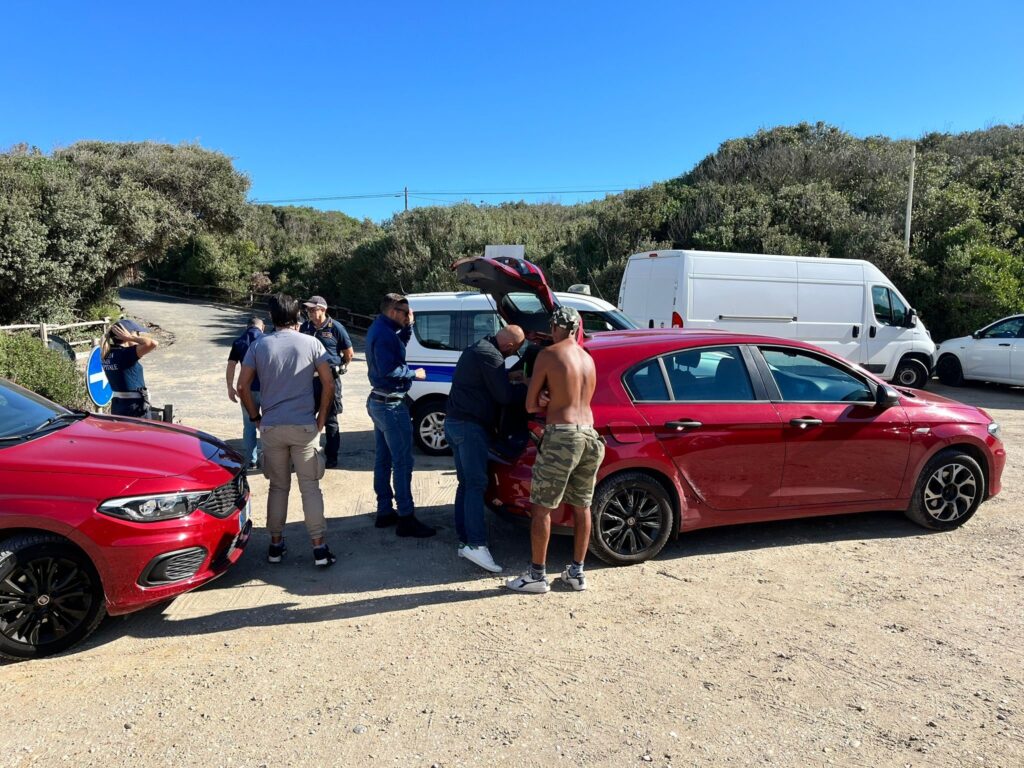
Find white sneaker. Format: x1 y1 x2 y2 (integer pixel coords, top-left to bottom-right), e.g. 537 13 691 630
505 571 550 594
458 544 503 573
560 566 587 591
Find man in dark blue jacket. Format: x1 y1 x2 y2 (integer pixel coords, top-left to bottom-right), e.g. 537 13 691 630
445 325 527 573
365 293 434 538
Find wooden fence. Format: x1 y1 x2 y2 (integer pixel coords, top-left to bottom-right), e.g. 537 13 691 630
0 318 112 355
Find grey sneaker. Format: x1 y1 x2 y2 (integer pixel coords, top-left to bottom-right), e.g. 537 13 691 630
560 566 587 591
506 571 550 594
458 544 502 573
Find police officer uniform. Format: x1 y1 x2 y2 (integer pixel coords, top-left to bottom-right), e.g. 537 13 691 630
300 297 353 468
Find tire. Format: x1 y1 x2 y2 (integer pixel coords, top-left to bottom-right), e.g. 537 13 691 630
893 357 930 389
589 472 675 566
412 400 450 455
0 533 106 661
936 355 965 387
905 449 985 531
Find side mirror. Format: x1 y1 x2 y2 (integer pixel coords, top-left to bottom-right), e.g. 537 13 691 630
971 330 981 339
905 308 918 328
875 385 901 409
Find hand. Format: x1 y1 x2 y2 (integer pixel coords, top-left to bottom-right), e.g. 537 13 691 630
413 368 427 380
406 308 415 326
508 371 526 384
316 416 327 432
227 386 237 403
538 390 550 408
111 324 135 343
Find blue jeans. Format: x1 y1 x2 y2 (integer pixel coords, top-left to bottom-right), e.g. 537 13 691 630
445 418 491 546
366 396 415 518
241 390 261 465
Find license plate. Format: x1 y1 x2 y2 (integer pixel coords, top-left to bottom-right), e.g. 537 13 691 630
239 498 251 532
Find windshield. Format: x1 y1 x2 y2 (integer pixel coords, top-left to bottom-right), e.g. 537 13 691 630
0 380 72 439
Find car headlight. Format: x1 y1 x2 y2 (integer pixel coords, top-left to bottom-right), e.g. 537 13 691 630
99 491 210 522
988 422 1001 439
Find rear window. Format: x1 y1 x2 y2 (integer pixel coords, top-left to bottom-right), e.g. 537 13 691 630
624 359 670 401
663 346 754 401
413 312 458 350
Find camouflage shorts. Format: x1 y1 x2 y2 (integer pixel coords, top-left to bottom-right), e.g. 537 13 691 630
530 425 606 509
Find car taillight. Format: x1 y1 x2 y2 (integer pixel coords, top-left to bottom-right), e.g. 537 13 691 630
672 312 684 328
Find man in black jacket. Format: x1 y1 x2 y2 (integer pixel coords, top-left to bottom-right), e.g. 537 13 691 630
445 325 527 573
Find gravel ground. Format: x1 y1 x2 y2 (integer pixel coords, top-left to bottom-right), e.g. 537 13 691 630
1 289 1022 767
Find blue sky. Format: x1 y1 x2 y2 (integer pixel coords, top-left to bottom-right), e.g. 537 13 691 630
2 1 1022 221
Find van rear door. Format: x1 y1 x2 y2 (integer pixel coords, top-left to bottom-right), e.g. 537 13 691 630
620 253 680 328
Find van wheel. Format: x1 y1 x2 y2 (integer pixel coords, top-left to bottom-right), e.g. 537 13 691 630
413 401 450 455
893 357 929 389
905 449 984 531
590 472 675 566
0 534 106 661
936 355 965 386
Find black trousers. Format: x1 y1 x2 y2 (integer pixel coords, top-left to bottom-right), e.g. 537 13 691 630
313 375 343 463
111 398 151 419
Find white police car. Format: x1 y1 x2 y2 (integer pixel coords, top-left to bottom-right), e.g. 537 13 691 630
406 281 636 454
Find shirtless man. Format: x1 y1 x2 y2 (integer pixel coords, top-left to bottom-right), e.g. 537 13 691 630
506 306 605 594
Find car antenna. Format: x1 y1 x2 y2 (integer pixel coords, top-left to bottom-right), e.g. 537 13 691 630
587 270 606 300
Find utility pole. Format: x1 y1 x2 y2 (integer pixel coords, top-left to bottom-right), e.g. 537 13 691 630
904 145 916 256
404 186 408 212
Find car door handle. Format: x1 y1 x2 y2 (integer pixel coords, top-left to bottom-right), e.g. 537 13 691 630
999 343 1012 347
789 418 823 429
852 324 860 338
869 326 877 338
665 420 703 431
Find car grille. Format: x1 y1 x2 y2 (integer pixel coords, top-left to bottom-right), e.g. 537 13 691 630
199 472 249 518
139 547 208 585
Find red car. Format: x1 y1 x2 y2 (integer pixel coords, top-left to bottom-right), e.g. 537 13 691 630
453 257 1007 566
0 379 251 659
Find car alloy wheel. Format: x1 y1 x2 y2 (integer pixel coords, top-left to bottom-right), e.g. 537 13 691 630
905 449 985 531
0 534 106 660
413 402 450 455
894 357 930 389
590 472 674 566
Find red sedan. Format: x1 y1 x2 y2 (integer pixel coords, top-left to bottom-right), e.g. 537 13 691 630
0 379 251 659
450 256 1006 566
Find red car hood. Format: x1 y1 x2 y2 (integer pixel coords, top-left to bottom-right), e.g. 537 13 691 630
1 415 229 480
896 388 992 423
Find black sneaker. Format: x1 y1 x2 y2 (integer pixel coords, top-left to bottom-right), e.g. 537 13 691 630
374 512 399 528
396 515 436 538
313 545 337 567
268 539 287 563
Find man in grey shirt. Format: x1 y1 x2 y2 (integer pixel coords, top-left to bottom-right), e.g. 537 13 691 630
238 294 338 567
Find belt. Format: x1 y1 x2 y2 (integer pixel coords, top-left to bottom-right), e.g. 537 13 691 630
544 423 595 432
111 391 144 400
369 391 405 402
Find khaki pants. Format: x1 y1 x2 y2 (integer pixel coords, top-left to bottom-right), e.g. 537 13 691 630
261 424 327 539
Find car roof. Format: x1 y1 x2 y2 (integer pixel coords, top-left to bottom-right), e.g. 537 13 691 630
582 329 824 355
406 291 620 312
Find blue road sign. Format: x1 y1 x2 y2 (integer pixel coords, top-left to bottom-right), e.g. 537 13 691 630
86 346 112 407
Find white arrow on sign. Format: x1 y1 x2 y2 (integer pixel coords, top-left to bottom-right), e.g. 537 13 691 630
89 372 110 390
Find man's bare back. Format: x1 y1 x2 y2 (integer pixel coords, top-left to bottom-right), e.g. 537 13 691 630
526 337 596 425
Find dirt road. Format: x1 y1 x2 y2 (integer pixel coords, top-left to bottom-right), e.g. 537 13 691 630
2 290 1022 767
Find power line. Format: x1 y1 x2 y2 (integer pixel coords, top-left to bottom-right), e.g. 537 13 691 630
254 185 639 205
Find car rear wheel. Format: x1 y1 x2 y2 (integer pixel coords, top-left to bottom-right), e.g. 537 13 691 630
936 355 965 386
0 534 106 661
905 449 985 531
413 401 450 455
590 472 675 566
894 357 930 389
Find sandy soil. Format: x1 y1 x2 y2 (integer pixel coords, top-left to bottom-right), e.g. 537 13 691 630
1 289 1021 767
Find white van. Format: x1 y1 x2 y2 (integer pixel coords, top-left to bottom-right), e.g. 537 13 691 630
405 287 636 454
619 249 935 388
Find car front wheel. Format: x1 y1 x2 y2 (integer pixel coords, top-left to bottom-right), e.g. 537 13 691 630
412 401 450 455
936 355 965 386
905 449 985 531
590 472 675 566
894 357 930 389
0 534 106 661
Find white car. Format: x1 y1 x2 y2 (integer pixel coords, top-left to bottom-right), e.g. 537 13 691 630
405 286 637 454
935 315 1024 386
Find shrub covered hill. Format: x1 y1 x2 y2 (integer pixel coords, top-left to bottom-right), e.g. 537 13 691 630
2 122 1022 341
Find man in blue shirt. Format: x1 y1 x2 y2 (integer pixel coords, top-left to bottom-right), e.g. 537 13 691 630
365 293 434 538
226 316 265 470
300 295 353 469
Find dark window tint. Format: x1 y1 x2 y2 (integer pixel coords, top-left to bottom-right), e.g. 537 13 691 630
762 348 873 402
466 311 502 347
413 312 458 350
979 317 1024 339
625 359 670 401
663 346 754 401
889 290 908 326
872 285 892 324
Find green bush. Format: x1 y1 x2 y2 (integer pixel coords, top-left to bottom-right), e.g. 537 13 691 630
0 333 88 409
